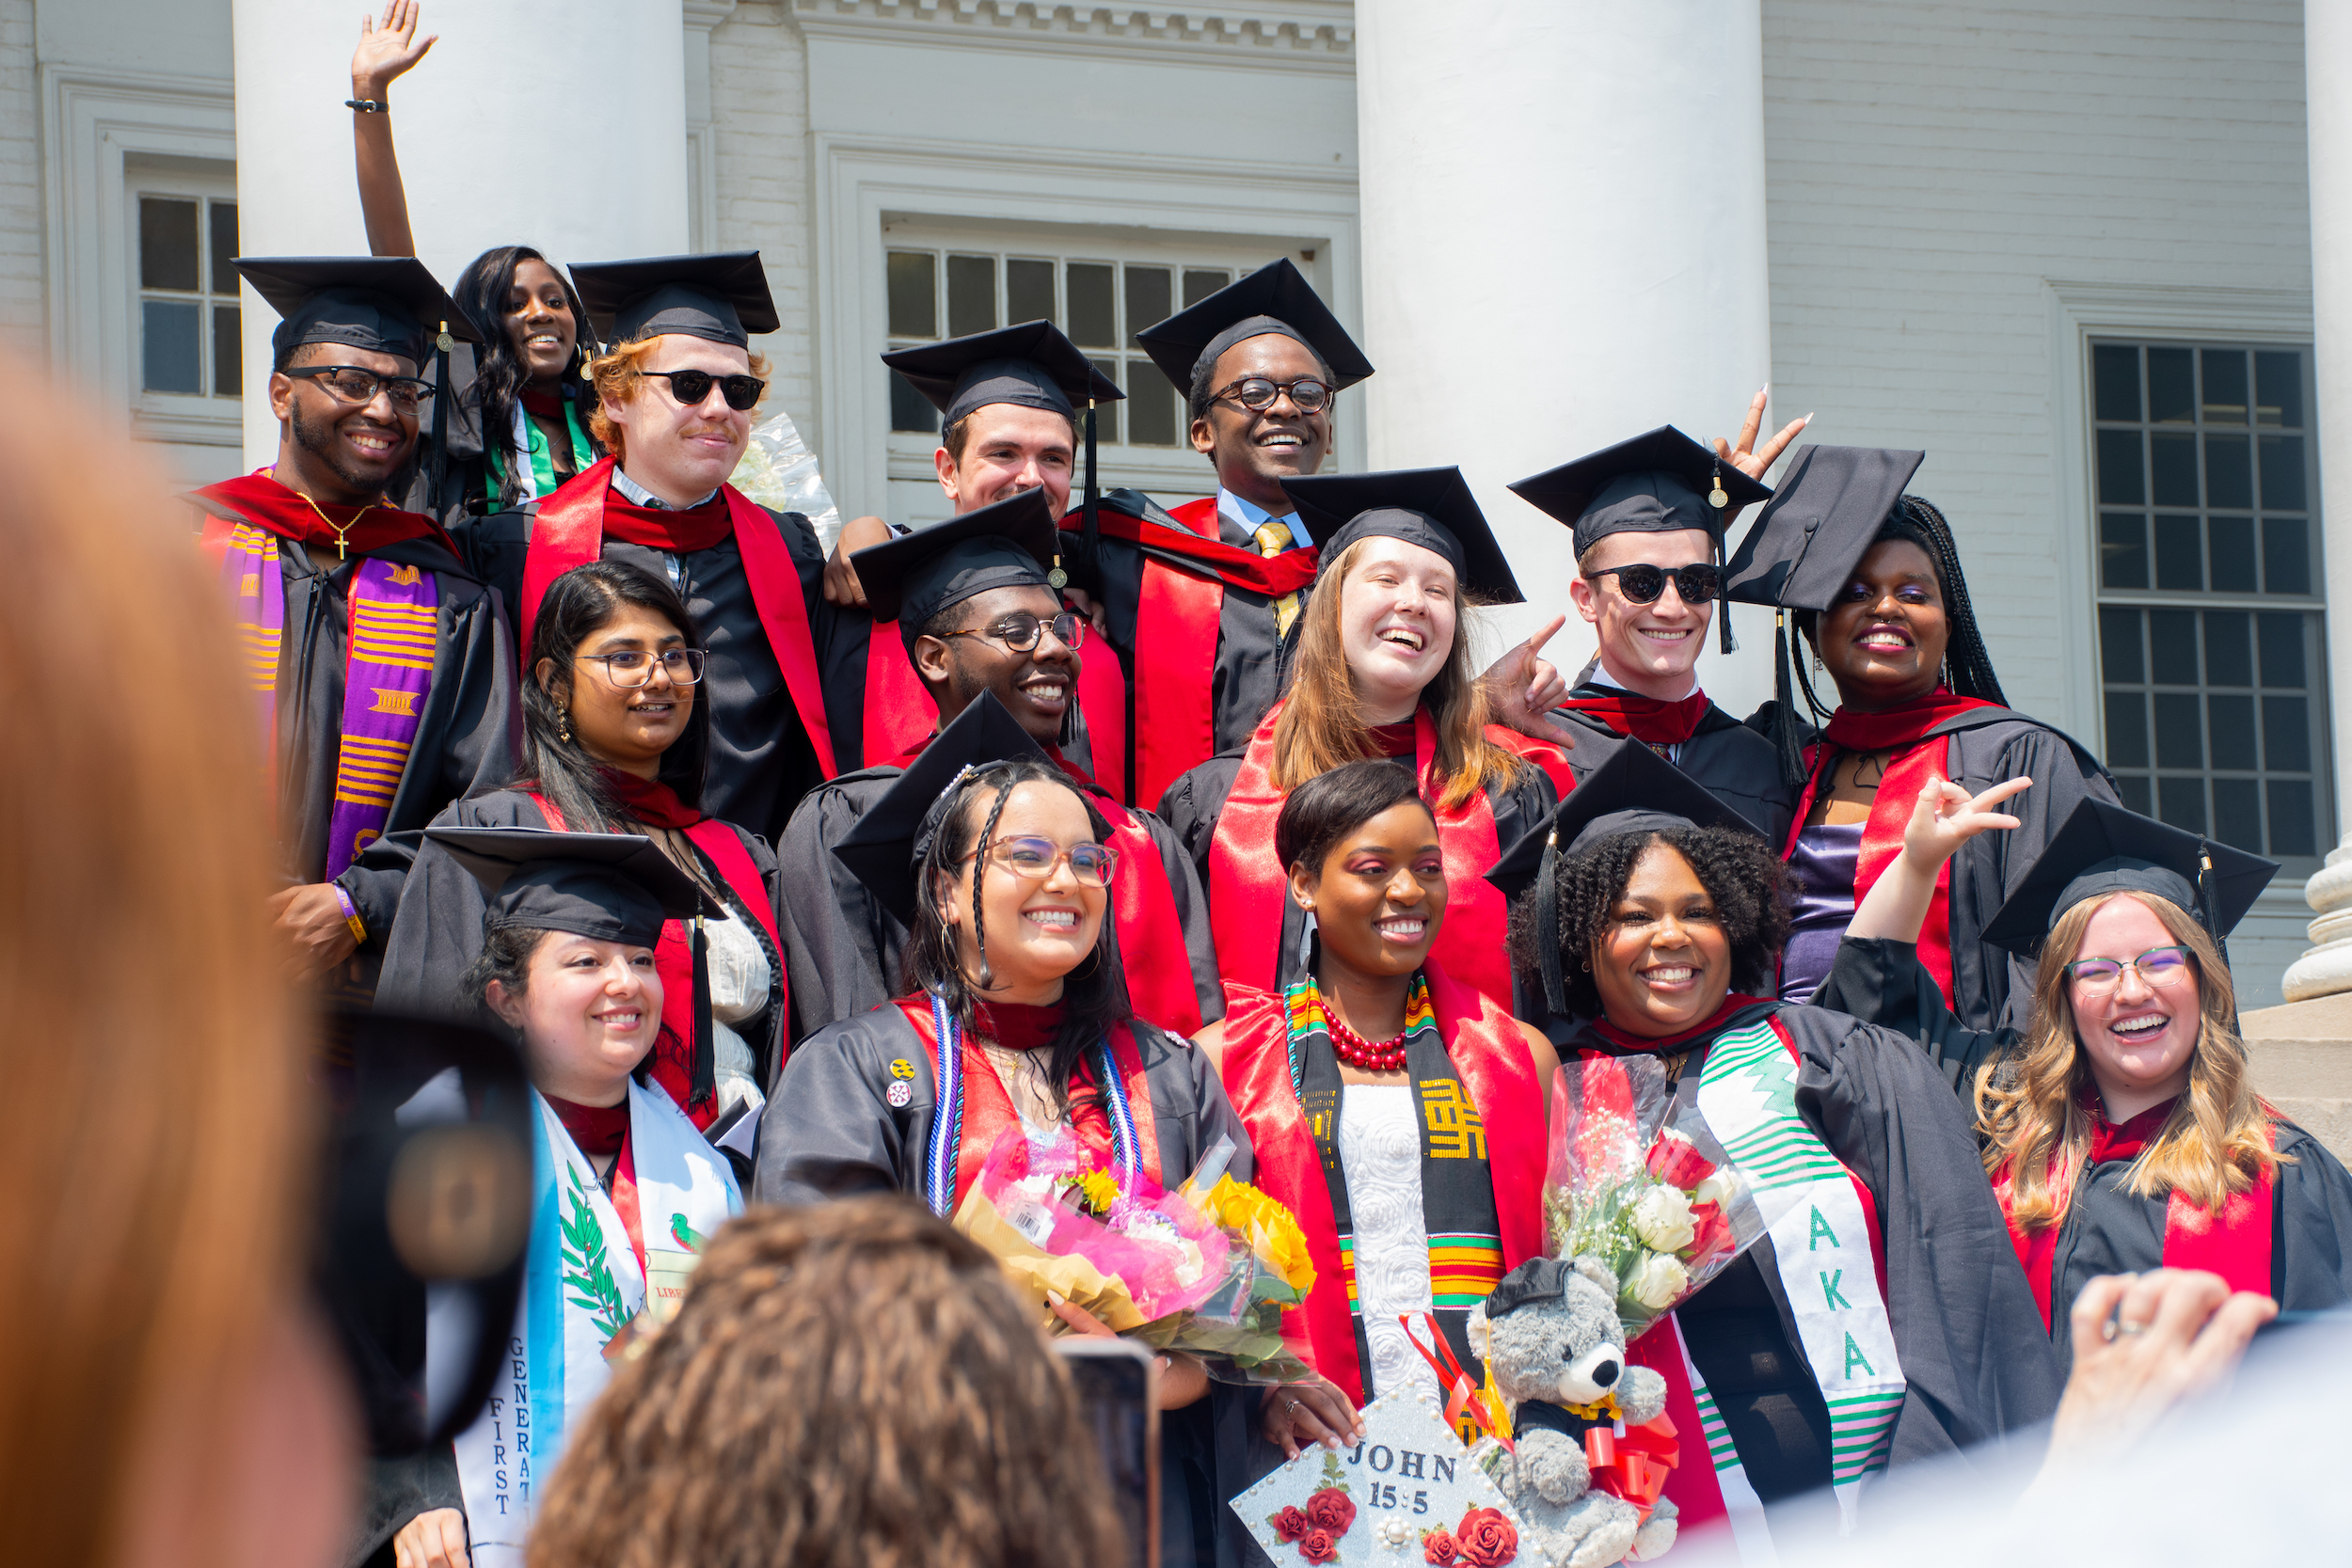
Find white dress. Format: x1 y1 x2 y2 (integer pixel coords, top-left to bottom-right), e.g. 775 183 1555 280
1337 1085 1439 1401
704 909 771 1117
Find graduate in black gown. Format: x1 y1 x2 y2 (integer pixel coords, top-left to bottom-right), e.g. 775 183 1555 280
1724 444 2119 1028
1492 740 2060 1548
187 257 516 996
755 728 1261 1568
452 252 867 846
775 491 1220 1041
1816 787 2352 1365
1509 425 1794 842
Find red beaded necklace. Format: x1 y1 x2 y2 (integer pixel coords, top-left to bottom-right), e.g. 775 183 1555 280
1325 1006 1410 1073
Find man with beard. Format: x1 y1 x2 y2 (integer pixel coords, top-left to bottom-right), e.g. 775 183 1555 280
773 489 1221 1043
186 257 516 995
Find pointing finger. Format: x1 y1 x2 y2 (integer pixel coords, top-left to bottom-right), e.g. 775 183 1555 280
1524 613 1565 658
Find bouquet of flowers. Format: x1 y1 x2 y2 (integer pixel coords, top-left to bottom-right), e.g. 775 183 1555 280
1544 1054 1765 1343
952 1128 1315 1382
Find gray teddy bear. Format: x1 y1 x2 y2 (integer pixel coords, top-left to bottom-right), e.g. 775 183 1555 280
1467 1256 1680 1568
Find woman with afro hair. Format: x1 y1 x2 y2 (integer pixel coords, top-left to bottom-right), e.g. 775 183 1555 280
1490 741 2058 1554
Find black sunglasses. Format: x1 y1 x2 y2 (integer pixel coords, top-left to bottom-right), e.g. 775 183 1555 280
1585 562 1722 606
640 369 766 411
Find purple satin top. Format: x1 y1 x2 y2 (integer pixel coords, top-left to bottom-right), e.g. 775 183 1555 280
1780 821 1865 1006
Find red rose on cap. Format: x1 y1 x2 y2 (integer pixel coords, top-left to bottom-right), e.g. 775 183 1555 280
1306 1488 1357 1535
1271 1507 1310 1543
1298 1528 1341 1563
1422 1527 1461 1563
1455 1507 1518 1567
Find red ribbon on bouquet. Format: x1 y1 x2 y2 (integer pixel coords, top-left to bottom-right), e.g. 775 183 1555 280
1399 1312 1513 1451
1583 1413 1680 1524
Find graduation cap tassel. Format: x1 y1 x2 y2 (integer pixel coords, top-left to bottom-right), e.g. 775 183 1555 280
691 913 716 1108
428 319 454 504
1535 829 1568 1021
1717 539 1738 656
1773 610 1807 789
2198 847 2235 973
1082 399 1101 588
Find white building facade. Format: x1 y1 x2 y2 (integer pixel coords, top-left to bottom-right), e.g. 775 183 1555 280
2 0 2334 1002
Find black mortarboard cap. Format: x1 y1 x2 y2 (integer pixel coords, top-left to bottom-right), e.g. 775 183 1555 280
1487 741 1762 1019
238 256 481 368
1723 445 1925 613
1133 258 1375 394
829 692 1060 927
1486 1258 1575 1318
882 321 1126 425
568 252 780 348
1510 426 1772 559
849 488 1063 653
426 827 715 949
1979 798 2277 958
1279 467 1523 605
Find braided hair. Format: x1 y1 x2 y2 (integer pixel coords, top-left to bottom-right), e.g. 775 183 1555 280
898 757 1134 1120
1791 493 2007 722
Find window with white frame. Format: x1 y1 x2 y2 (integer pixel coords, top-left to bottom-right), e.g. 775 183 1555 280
133 180 240 406
2091 340 2329 865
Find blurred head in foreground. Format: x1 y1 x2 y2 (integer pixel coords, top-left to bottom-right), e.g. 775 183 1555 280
531 1196 1125 1568
0 361 351 1567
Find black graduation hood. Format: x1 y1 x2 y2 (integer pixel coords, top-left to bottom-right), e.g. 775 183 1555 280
848 488 1063 648
237 256 481 368
1723 444 1925 612
1132 256 1375 395
426 827 718 949
1979 797 2278 958
568 251 780 348
881 321 1125 424
1279 467 1523 605
828 692 1061 927
1509 425 1772 559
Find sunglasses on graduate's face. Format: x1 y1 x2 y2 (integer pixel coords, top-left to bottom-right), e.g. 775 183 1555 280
1584 562 1723 606
1212 375 1332 414
285 364 437 414
640 368 767 412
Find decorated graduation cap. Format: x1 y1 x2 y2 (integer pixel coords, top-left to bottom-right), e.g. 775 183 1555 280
1509 426 1773 657
1485 1257 1580 1318
849 487 1065 653
1979 797 2277 964
568 251 780 348
1132 257 1375 397
829 691 1060 927
1720 444 1927 785
1486 739 1762 1018
1279 466 1524 605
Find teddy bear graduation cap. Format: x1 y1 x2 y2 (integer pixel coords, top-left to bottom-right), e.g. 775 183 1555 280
1486 740 1764 1019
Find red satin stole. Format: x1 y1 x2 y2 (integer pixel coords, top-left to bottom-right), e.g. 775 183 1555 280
1997 1095 2278 1329
895 998 1161 1213
1560 689 1713 748
1207 703 1556 1012
1049 747 1207 1037
862 617 939 765
195 469 455 556
518 457 838 776
1785 690 2005 1006
532 788 785 1125
1217 962 1548 1404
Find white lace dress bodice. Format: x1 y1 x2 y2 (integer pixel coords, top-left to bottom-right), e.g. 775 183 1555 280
1337 1085 1438 1401
703 909 771 1116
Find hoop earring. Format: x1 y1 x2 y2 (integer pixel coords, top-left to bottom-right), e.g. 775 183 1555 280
1073 944 1104 980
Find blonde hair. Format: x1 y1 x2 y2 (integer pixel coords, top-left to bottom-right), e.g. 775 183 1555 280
1269 537 1523 811
0 356 302 1567
586 336 772 465
1976 890 2283 1228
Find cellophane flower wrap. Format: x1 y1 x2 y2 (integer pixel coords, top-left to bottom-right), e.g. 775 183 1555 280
952 1129 1315 1382
1544 1054 1766 1343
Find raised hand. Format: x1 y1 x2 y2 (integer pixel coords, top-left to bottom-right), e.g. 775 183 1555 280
1483 613 1576 749
353 1 437 99
1712 386 1810 483
1899 775 2032 876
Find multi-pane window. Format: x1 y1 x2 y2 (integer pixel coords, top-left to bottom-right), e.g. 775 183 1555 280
883 246 1243 447
138 194 240 399
2091 340 2328 862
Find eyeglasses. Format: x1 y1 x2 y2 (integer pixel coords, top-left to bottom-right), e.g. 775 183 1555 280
284 364 437 413
576 648 708 689
2063 945 2196 995
941 611 1087 654
961 835 1120 888
639 369 767 411
1585 562 1723 606
1212 375 1331 414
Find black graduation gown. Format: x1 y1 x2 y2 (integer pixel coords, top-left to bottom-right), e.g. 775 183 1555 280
1755 702 2121 1035
1552 682 1799 845
369 787 788 1086
452 499 870 846
774 760 1223 1043
755 1006 1263 1568
1549 1000 2062 1527
1816 936 2352 1363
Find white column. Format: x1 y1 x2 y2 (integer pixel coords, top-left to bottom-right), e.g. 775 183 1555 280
1352 1 1776 708
230 0 690 466
2284 6 2352 1002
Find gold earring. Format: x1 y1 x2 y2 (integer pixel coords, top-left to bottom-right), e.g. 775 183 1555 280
558 710 572 743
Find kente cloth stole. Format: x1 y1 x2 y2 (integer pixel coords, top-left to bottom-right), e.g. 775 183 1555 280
450 1080 739 1568
325 557 438 879
209 518 284 777
1289 973 1505 1438
1628 1013 1904 1556
487 399 596 503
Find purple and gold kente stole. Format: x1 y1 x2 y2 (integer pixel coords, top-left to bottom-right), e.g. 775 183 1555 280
217 522 286 771
325 558 438 879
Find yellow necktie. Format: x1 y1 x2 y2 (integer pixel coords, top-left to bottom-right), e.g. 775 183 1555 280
1254 518 1302 637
